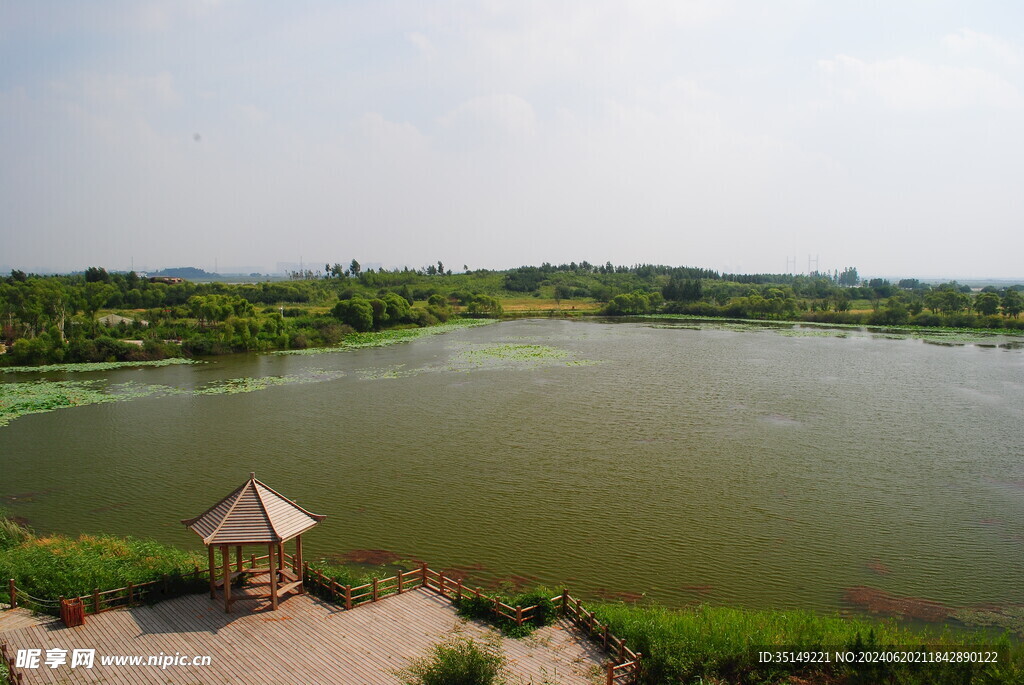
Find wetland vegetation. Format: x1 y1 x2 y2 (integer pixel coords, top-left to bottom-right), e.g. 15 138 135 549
2 264 1021 368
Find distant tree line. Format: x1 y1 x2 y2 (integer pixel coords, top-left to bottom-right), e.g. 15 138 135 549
2 263 1022 366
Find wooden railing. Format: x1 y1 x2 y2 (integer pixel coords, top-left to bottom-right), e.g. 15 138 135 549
302 562 641 683
6 558 641 684
0 638 26 685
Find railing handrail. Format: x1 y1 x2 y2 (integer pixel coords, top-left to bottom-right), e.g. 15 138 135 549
7 561 641 683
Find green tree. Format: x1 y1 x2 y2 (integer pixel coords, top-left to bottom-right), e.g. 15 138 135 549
467 294 502 316
974 292 1001 316
332 298 373 331
1002 289 1023 318
349 259 361 277
84 266 110 283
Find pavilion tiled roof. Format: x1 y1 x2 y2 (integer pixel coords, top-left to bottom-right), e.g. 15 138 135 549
181 473 325 545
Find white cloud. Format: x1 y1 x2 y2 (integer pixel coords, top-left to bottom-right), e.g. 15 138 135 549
407 32 435 59
438 94 537 140
817 54 1023 110
942 28 1021 67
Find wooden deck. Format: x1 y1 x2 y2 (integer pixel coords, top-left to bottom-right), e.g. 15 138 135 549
0 607 57 635
1 588 607 684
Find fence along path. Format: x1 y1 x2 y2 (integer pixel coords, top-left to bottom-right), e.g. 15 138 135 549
4 557 641 684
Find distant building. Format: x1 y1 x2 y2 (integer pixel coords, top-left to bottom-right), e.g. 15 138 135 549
98 314 148 327
148 276 184 284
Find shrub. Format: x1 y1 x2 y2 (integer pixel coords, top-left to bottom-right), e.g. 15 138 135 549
0 524 206 614
398 637 505 685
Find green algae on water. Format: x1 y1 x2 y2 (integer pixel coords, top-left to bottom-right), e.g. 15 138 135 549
193 369 345 395
1 358 200 374
0 380 179 427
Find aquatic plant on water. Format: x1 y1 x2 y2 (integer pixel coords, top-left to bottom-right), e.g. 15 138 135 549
1 358 200 374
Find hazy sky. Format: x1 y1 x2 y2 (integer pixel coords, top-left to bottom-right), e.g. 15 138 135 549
2 1 1022 278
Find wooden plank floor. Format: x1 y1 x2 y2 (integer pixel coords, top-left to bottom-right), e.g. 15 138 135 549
0 588 607 684
0 607 59 635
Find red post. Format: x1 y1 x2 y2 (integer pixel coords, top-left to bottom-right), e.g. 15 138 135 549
438 572 446 597
456 579 463 601
396 570 403 594
561 588 569 615
421 562 428 588
516 606 523 626
92 588 100 614
345 585 352 610
606 662 615 685
372 577 378 602
8 579 14 609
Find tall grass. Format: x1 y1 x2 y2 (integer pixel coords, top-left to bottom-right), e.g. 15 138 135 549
0 514 205 614
594 602 1024 684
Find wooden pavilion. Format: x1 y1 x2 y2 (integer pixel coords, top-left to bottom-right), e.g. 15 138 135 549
181 473 325 612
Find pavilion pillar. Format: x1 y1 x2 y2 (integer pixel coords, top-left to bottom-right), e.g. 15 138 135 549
268 543 279 610
277 541 285 572
208 545 216 599
295 535 304 594
235 545 243 573
221 545 232 613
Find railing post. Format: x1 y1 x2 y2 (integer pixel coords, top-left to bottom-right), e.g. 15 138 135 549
344 585 352 610
331 579 339 602
606 662 615 685
561 588 569 615
421 562 428 588
317 569 324 588
372 577 379 602
93 588 100 614
127 582 133 606
396 571 403 594
456 579 463 601
516 605 523 626
493 596 500 618
438 572 445 597
474 587 481 600
8 579 14 609
588 611 596 634
618 639 627 663
603 624 610 648
250 554 256 570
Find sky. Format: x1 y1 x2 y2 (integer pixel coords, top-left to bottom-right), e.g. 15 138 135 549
1 1 1022 279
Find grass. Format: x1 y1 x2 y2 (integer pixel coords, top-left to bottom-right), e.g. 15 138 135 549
593 602 1024 684
0 358 199 374
496 297 602 313
0 514 205 615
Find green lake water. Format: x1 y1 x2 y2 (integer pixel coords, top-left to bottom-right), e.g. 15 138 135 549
1 319 1022 620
